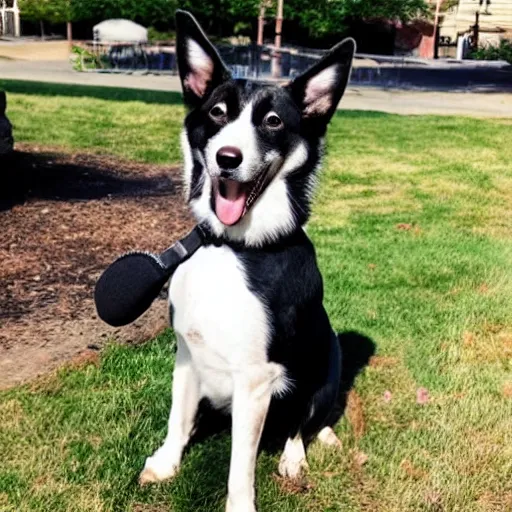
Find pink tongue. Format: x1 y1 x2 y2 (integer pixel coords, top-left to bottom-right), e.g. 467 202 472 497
215 180 247 226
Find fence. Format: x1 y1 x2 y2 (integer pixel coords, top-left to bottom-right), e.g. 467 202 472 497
75 42 177 73
217 44 322 79
74 41 512 91
75 41 321 77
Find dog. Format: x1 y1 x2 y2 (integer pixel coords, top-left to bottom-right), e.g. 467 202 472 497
0 91 14 155
140 10 357 511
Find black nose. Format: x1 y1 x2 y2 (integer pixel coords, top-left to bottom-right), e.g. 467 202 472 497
216 146 243 170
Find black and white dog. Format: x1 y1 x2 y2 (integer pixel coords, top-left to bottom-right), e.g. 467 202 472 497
140 10 356 511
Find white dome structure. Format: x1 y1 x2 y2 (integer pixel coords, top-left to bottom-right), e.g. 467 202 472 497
93 19 148 43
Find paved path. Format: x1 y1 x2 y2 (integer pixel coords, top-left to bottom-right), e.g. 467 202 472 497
0 60 511 117
0 40 69 61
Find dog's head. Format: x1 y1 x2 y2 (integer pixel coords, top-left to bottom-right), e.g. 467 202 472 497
176 11 355 246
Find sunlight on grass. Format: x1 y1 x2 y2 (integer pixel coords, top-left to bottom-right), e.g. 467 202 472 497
0 81 185 164
1 85 512 511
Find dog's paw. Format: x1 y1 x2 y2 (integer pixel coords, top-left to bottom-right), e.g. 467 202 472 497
226 496 256 512
139 453 179 486
316 426 343 450
278 452 309 481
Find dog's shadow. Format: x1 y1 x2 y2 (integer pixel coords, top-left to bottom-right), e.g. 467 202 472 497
165 331 376 509
0 150 177 211
324 330 377 434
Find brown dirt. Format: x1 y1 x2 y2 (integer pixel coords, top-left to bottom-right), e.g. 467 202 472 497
0 145 194 389
346 390 365 440
272 474 314 495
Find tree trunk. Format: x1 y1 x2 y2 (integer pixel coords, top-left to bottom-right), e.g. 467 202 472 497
257 5 266 46
39 20 45 40
272 0 284 78
67 21 73 48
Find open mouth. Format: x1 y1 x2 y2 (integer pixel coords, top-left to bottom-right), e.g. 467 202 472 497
212 165 273 226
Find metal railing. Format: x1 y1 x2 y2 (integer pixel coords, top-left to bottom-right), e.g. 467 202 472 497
74 41 178 73
73 41 512 91
75 41 322 77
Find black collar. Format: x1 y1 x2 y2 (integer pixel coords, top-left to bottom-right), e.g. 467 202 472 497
197 223 306 253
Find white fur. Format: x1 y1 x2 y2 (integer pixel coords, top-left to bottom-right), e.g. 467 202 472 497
305 65 337 102
279 140 308 176
142 245 290 509
140 338 200 483
180 129 194 199
204 102 260 182
186 137 311 247
303 65 337 116
304 138 325 204
264 149 280 163
317 426 342 449
187 38 213 76
278 434 309 480
185 39 214 98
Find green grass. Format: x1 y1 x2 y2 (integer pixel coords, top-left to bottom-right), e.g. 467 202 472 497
0 80 185 163
1 81 512 511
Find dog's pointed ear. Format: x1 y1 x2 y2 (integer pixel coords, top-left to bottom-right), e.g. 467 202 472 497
286 38 355 124
175 10 231 108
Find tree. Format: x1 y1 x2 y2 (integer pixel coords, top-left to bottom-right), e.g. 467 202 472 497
20 0 179 41
18 0 78 39
71 0 178 28
282 0 430 37
18 0 52 38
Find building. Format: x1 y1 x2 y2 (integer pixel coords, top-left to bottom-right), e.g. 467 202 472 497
0 0 20 37
440 0 512 45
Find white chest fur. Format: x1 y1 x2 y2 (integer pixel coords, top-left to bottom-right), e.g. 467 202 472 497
169 245 281 408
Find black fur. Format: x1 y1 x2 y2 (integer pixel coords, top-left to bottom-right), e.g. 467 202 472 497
195 227 360 447
233 230 335 438
0 91 14 155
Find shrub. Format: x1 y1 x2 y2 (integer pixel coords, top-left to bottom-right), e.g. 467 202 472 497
71 45 106 71
147 27 176 43
471 39 512 64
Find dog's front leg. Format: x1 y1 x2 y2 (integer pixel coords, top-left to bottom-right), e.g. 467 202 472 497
140 337 200 484
226 365 277 512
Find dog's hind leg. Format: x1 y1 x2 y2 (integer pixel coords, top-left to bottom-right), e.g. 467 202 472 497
278 433 309 480
316 426 342 449
140 337 200 484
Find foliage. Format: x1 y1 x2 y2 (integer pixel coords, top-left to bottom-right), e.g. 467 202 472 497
70 45 107 71
18 0 73 24
173 0 260 28
19 0 178 25
285 0 431 37
19 0 432 41
471 39 512 64
233 21 252 36
147 27 176 42
439 0 459 12
72 0 178 27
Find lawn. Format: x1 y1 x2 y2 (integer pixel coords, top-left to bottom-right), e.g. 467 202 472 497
1 81 512 512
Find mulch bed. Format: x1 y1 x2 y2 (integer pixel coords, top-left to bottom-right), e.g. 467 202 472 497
0 145 194 388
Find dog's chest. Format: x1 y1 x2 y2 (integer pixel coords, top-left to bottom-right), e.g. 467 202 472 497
169 245 270 399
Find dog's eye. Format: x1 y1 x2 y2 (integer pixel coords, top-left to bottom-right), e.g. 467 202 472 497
209 103 227 120
264 112 283 129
